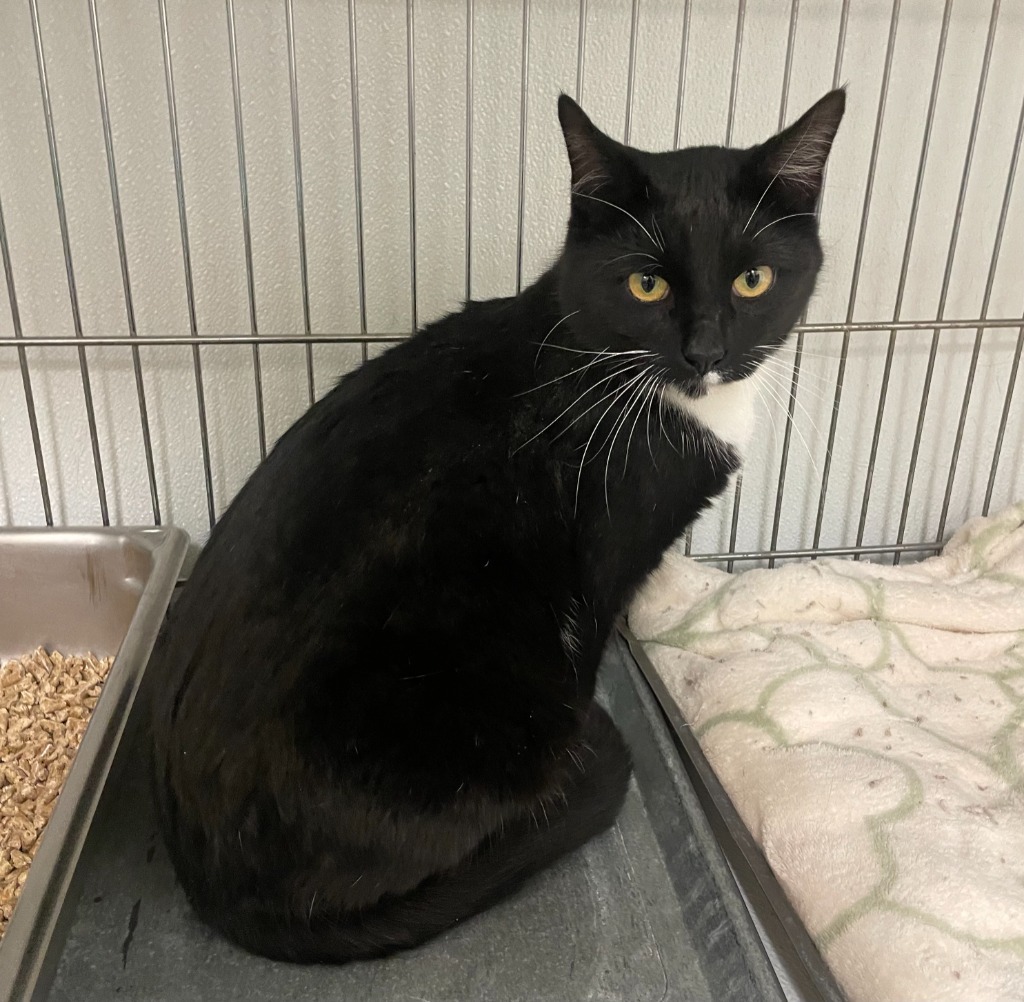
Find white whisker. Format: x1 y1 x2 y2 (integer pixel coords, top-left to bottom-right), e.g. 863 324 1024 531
765 364 837 398
603 367 656 511
757 364 821 429
586 365 653 461
516 348 615 396
761 355 831 405
573 192 660 251
511 357 648 453
533 343 650 358
600 251 660 269
657 385 685 460
755 368 826 474
574 388 630 514
754 383 781 453
574 367 651 514
551 360 653 445
651 215 666 252
754 377 790 455
751 212 818 240
624 372 663 477
645 369 669 468
774 343 840 362
533 310 580 367
758 361 833 437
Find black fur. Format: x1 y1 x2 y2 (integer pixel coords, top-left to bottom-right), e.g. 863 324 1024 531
149 89 844 963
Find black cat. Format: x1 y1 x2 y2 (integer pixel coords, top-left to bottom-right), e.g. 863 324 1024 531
149 89 844 963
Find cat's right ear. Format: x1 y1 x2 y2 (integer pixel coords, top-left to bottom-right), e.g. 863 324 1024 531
558 95 615 195
748 88 846 211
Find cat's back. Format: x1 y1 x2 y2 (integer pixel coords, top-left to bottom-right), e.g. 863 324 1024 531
149 294 544 714
263 296 527 499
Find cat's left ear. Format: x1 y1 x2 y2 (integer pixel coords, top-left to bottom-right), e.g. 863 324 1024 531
748 88 846 211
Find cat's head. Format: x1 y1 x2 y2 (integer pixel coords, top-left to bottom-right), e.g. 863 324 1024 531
555 90 845 398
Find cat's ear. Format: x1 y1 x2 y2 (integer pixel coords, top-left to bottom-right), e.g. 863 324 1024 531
558 94 617 194
749 88 846 210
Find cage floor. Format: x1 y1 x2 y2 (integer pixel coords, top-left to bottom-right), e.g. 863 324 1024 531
46 637 782 1002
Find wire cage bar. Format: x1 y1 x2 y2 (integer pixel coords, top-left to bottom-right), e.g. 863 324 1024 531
155 0 216 528
0 0 1021 567
26 0 109 526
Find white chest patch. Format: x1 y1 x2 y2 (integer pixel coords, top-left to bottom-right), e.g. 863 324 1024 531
661 371 760 456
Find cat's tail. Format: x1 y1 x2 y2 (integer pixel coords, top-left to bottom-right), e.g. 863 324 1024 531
205 705 631 964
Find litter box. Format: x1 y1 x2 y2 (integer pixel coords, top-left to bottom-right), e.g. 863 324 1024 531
0 527 188 1002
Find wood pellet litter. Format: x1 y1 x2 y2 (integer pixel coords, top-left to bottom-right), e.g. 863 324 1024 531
0 648 111 937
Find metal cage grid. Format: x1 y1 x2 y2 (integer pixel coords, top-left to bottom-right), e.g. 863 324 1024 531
0 0 1022 568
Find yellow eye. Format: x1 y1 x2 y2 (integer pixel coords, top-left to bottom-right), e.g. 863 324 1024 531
732 266 775 298
627 272 670 303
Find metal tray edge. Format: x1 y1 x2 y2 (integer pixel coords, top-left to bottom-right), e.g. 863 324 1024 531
0 526 188 1002
611 630 787 1002
619 624 849 1002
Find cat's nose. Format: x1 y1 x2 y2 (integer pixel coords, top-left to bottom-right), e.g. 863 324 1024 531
683 345 725 376
684 321 726 376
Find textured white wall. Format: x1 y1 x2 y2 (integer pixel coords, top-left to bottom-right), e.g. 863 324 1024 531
0 0 1022 559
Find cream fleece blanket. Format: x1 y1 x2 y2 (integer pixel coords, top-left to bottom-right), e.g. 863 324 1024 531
629 502 1024 1002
